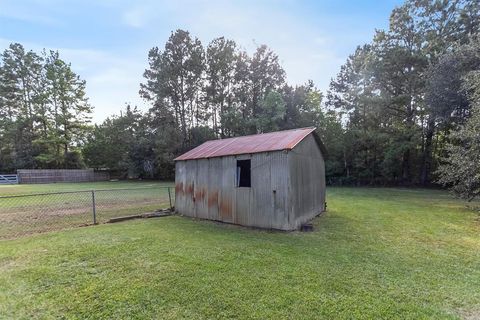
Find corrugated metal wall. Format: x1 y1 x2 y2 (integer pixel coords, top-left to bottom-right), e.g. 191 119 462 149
175 151 291 230
175 133 326 230
287 134 326 229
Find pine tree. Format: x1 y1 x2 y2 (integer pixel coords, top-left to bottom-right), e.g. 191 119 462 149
140 29 205 146
44 50 92 168
205 37 237 137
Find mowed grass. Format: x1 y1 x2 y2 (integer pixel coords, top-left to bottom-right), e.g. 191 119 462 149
0 181 175 238
0 180 174 196
1 188 479 319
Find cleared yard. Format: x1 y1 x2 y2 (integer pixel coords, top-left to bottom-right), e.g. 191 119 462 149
0 181 174 238
0 181 173 195
0 188 479 319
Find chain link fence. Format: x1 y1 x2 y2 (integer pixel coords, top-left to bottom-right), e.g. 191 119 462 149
0 186 175 239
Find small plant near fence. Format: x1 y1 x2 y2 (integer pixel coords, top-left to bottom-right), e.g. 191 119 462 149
0 186 174 239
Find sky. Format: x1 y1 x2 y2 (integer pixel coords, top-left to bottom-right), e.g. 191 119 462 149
0 0 402 122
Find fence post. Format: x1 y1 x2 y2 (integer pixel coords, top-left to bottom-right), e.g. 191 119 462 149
167 187 173 210
91 190 97 224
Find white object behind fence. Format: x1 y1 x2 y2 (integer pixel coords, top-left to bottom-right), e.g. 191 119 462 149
0 174 18 184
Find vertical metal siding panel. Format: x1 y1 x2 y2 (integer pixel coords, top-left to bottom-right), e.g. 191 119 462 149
192 160 199 217
246 151 289 230
177 161 187 216
235 187 251 226
195 159 209 219
234 154 253 227
288 134 326 229
319 149 326 211
207 158 221 221
249 153 258 228
250 152 272 228
290 149 300 227
270 151 289 229
183 160 197 217
219 156 235 223
175 161 187 214
309 135 326 213
287 152 295 228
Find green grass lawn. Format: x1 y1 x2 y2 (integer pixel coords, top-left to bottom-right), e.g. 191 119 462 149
1 187 479 319
0 180 174 196
0 181 175 239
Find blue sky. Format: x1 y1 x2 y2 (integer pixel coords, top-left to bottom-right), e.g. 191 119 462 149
0 0 402 122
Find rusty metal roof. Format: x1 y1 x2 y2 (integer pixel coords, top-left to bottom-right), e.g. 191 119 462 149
174 127 322 161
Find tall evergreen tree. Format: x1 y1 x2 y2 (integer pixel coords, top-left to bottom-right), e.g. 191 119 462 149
0 43 44 169
140 29 205 146
0 44 92 171
249 45 286 133
44 50 92 168
205 37 237 137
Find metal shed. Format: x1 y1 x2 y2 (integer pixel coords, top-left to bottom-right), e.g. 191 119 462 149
174 127 326 230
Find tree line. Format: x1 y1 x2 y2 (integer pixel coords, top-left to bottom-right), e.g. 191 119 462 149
0 44 92 171
1 0 480 199
327 0 480 187
83 31 338 179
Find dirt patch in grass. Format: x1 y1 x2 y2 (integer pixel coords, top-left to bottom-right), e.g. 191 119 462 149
0 199 170 239
457 308 480 320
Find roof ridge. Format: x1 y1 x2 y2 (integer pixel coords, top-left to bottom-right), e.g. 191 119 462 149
174 127 320 161
214 126 315 141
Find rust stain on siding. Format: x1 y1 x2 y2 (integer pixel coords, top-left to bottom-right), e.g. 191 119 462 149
219 197 232 220
208 190 218 207
175 182 184 194
195 187 206 202
185 183 194 195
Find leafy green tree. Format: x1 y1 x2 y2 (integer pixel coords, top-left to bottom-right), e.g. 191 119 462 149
326 0 480 185
282 81 324 129
410 0 480 185
371 24 427 183
327 45 389 184
425 38 480 182
256 91 286 132
83 105 154 178
317 111 346 184
437 72 480 200
426 39 480 126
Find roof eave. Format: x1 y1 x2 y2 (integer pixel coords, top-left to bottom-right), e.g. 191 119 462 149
173 127 325 161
